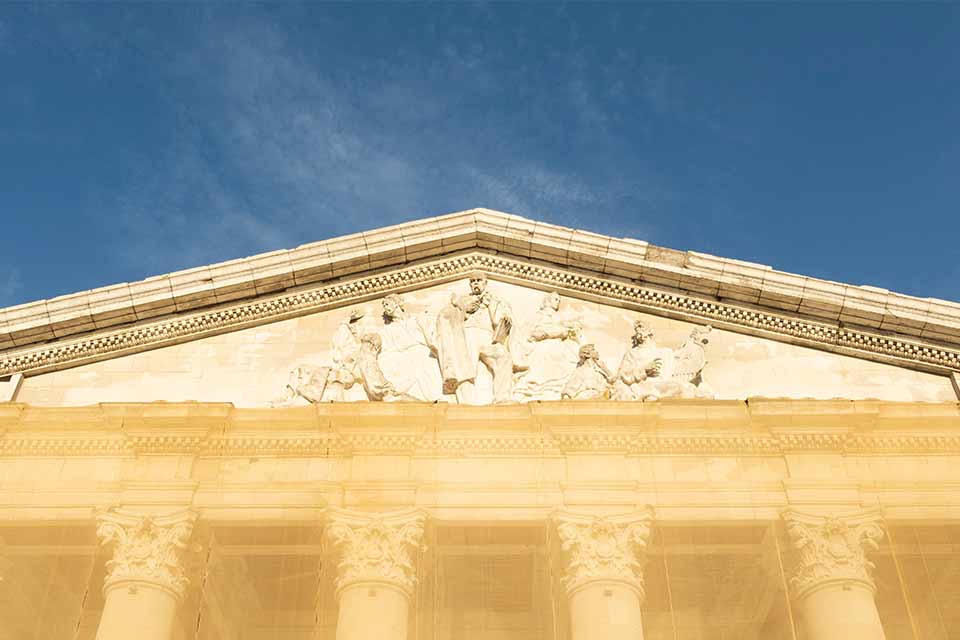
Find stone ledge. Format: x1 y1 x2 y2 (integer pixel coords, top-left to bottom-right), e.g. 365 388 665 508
1 208 957 358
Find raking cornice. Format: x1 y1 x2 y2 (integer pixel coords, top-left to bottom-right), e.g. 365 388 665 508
1 250 960 378
1 208 958 378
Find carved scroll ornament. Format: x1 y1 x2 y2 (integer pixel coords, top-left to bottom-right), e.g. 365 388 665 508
326 508 427 599
95 508 198 601
553 509 654 600
782 508 885 600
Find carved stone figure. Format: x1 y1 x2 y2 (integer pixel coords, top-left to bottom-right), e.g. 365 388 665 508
435 273 514 404
562 344 614 400
513 291 582 401
612 321 714 401
356 333 416 402
275 310 365 405
328 309 365 397
378 294 443 401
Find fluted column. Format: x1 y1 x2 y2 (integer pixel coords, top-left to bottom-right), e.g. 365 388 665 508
326 508 426 640
782 508 886 640
94 508 197 640
553 509 653 640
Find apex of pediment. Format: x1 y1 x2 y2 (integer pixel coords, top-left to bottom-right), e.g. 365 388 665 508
1 207 958 384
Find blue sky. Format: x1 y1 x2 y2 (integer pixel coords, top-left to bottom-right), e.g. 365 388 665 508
1 3 958 308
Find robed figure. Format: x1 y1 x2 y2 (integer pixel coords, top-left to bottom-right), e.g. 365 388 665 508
435 273 514 404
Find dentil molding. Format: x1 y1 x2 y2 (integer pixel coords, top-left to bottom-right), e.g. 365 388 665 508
2 252 958 378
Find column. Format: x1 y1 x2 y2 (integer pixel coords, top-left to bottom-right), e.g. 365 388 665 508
553 509 653 640
94 508 197 640
782 508 886 640
326 508 426 640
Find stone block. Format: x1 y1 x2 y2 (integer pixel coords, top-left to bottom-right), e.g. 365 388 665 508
683 251 726 276
799 278 845 320
475 209 508 251
717 273 762 304
839 285 888 328
401 219 444 259
86 282 137 329
639 262 684 289
363 227 407 262
435 211 479 250
759 271 807 312
502 216 537 257
246 249 296 294
5 299 55 345
169 265 218 312
130 275 177 320
0 372 23 401
568 229 609 270
325 232 370 274
207 257 257 304
602 237 648 279
679 269 720 297
45 291 96 338
530 222 573 265
288 243 332 286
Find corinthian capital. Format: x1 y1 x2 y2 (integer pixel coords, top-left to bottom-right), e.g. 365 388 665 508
782 508 885 600
96 508 198 601
326 508 427 599
553 508 654 600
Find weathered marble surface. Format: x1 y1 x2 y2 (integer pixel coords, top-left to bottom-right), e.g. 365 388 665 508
14 279 957 406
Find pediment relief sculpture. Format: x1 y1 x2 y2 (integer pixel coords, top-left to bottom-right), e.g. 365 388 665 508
275 280 714 406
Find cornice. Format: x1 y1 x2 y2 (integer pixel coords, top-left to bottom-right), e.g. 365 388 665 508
1 252 959 383
2 204 960 374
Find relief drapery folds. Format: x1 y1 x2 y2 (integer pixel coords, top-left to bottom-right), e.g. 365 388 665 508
277 277 713 406
325 508 427 599
553 509 654 601
95 508 198 601
782 508 885 599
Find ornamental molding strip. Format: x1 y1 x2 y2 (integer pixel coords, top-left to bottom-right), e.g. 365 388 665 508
325 507 427 599
2 250 959 380
5 424 960 457
781 507 884 600
553 508 654 601
95 507 198 601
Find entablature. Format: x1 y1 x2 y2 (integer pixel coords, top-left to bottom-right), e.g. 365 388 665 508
1 399 958 457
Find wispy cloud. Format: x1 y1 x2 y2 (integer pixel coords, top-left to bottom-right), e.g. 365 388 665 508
102 11 677 275
0 266 23 307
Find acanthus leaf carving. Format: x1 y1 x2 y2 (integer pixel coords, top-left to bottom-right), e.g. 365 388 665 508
326 508 426 599
95 508 197 601
782 508 885 600
553 509 654 601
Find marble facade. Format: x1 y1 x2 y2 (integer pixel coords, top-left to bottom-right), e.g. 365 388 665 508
1 208 959 639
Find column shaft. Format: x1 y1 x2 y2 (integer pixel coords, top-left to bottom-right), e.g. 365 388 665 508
797 584 885 640
568 581 644 640
335 583 410 640
95 584 179 640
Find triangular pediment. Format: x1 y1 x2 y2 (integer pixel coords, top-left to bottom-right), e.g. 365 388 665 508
1 208 958 406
